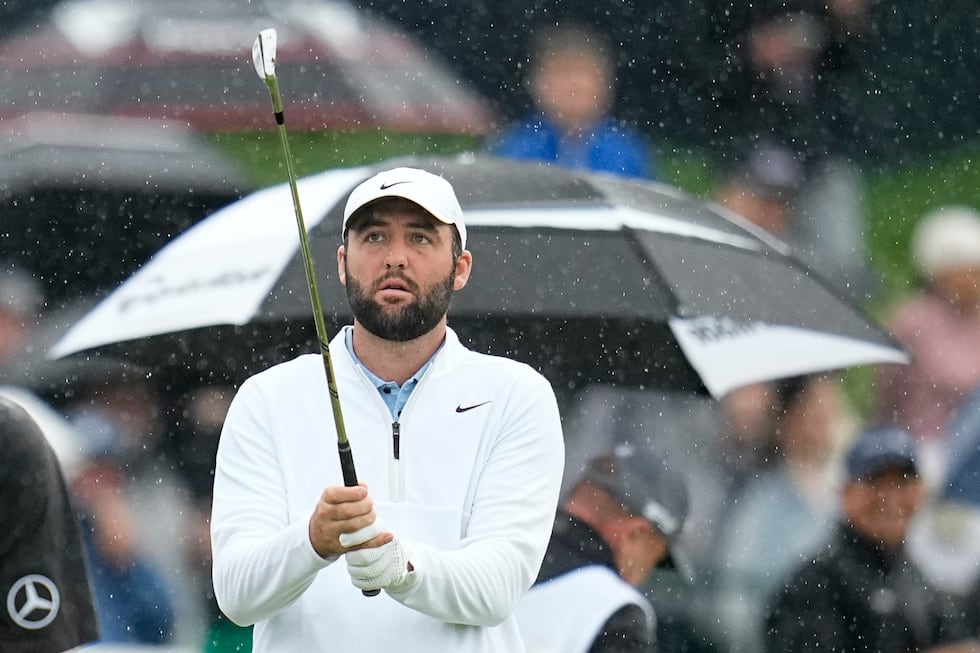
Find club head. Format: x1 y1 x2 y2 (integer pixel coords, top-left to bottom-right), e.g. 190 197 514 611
252 28 277 80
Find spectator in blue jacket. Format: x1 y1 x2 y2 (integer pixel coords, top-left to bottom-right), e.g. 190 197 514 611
487 23 657 180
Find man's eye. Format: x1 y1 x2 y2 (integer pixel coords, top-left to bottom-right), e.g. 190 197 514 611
366 233 384 243
411 234 431 244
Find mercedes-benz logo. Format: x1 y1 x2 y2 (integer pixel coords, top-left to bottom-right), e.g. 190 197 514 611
6 574 60 630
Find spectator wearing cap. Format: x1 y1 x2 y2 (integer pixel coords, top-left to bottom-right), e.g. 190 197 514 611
874 205 980 484
714 138 805 238
711 135 871 301
513 448 690 653
764 425 980 653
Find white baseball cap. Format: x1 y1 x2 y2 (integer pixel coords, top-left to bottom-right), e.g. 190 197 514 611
580 447 692 581
912 205 980 278
342 167 466 250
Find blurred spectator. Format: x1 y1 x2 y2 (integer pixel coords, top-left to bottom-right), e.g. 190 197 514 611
66 376 205 647
559 388 720 567
712 381 783 497
907 498 980 605
558 386 730 651
514 447 689 652
170 385 233 509
486 22 657 179
0 265 43 378
706 0 872 157
764 425 979 653
702 0 874 298
907 384 980 601
0 395 99 652
712 132 870 300
713 375 853 652
166 384 252 651
68 392 176 645
940 384 980 511
713 139 805 238
874 205 980 484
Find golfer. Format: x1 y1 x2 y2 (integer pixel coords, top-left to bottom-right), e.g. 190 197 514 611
211 167 565 652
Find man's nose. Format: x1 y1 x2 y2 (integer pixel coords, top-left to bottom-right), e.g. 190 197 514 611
384 242 408 268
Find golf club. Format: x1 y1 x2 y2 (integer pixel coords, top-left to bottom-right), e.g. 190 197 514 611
252 29 379 596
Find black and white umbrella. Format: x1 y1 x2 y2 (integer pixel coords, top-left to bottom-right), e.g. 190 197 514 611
50 155 907 398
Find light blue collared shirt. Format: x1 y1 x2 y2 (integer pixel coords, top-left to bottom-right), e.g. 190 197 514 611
344 328 439 420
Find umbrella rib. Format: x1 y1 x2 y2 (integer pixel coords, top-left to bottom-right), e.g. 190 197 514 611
621 225 681 316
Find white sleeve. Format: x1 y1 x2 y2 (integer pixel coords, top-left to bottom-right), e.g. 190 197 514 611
210 379 334 626
387 372 565 626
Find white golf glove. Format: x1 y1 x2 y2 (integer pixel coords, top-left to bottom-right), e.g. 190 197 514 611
346 538 412 592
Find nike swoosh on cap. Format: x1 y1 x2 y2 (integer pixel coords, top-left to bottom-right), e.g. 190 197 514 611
380 181 412 190
456 401 491 413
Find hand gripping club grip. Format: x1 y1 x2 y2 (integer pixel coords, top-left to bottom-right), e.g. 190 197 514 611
338 441 380 597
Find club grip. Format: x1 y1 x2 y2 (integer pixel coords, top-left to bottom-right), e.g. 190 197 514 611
337 441 380 597
338 440 358 488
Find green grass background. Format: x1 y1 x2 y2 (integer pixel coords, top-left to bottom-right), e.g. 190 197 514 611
209 131 980 414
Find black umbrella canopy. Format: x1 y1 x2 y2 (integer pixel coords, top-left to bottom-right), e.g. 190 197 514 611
0 113 250 305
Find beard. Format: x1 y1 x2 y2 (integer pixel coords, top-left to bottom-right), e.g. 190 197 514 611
345 266 456 342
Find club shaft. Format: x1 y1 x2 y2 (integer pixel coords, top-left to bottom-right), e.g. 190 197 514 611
264 67 378 598
266 78 353 457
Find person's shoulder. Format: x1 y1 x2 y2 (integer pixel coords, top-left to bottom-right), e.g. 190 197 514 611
496 112 554 135
238 353 323 389
443 344 559 405
456 345 549 384
885 291 949 329
594 117 648 141
0 395 46 453
488 113 559 154
0 394 33 427
777 537 840 589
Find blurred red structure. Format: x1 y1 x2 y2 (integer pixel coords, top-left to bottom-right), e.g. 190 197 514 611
0 0 494 134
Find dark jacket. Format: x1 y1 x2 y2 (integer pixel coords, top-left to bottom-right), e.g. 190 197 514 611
533 511 656 653
967 578 980 638
0 398 99 652
764 522 973 653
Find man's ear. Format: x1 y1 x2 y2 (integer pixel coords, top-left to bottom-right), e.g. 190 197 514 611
453 250 473 291
337 246 347 286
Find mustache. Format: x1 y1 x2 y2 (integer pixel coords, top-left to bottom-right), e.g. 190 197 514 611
375 272 417 292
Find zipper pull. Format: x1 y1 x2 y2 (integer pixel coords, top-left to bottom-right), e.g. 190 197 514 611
392 421 400 460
